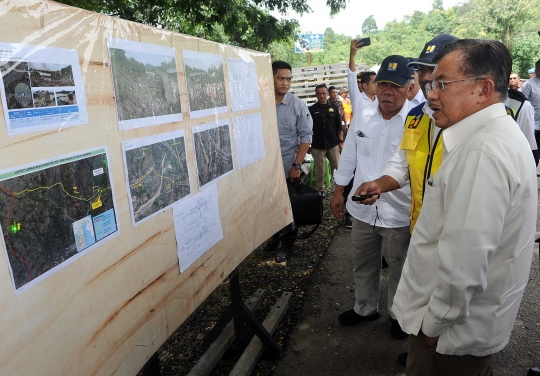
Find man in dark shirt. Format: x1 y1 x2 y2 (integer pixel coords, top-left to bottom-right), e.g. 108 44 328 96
309 84 343 192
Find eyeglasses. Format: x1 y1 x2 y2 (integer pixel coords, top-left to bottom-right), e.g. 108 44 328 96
425 77 487 95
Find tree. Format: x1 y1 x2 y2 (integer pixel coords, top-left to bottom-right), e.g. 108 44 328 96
510 34 540 76
469 0 538 48
433 0 444 10
57 0 348 51
362 15 378 35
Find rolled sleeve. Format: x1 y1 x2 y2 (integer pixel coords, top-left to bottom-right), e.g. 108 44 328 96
421 150 511 338
382 146 410 187
296 104 313 144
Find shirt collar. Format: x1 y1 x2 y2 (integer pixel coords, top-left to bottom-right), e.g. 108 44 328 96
278 91 292 106
363 100 410 122
442 103 507 154
360 91 376 103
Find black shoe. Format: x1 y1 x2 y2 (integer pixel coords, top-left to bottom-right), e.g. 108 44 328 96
528 367 540 376
338 309 379 326
382 256 389 269
275 246 292 263
344 212 352 228
397 352 408 367
263 238 279 252
390 319 409 339
319 190 325 198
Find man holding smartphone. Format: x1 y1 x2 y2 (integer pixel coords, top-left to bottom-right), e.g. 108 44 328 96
331 53 413 340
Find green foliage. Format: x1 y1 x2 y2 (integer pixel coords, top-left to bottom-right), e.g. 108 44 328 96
270 0 540 75
510 35 540 76
57 0 347 51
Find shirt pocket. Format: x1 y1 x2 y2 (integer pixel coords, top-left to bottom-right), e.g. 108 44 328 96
400 128 426 170
279 118 296 136
356 137 373 158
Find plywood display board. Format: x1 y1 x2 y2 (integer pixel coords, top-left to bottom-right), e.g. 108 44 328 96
0 1 292 375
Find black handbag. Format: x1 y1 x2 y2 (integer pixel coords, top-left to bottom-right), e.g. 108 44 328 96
287 179 323 239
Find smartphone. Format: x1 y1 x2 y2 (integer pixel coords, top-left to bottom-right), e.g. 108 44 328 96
356 37 371 48
351 194 378 201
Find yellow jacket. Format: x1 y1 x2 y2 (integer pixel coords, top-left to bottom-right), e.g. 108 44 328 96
399 104 443 232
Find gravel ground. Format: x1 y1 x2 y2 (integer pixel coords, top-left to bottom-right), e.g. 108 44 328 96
153 181 540 376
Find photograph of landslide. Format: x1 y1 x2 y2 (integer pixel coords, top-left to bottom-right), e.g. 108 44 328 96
193 121 234 188
28 62 75 87
183 50 227 116
1 61 33 109
32 90 56 108
109 46 181 122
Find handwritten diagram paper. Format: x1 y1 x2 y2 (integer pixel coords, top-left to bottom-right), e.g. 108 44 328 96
226 58 260 112
0 43 89 137
173 184 223 272
232 113 265 169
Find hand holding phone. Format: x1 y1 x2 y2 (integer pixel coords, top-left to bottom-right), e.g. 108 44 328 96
355 37 371 48
351 194 379 202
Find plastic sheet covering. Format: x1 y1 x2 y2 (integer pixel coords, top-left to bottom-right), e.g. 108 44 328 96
0 1 292 375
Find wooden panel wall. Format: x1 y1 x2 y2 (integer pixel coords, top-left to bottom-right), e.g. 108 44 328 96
0 1 292 375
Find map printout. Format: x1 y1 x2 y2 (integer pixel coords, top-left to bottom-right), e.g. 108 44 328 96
0 42 88 137
122 130 191 226
0 148 119 293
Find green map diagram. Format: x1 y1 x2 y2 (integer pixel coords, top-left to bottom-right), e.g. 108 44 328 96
0 149 118 291
124 134 190 224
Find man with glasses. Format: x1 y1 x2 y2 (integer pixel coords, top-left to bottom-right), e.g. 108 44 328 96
393 39 537 376
331 55 413 340
263 60 313 263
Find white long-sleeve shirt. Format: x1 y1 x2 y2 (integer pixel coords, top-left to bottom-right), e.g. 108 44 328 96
515 99 538 151
393 103 537 357
348 68 377 116
334 100 412 228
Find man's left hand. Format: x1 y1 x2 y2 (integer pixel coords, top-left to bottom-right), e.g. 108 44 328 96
289 167 301 180
424 334 440 348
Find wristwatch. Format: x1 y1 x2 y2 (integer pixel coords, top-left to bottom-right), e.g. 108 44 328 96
339 139 344 143
292 163 302 170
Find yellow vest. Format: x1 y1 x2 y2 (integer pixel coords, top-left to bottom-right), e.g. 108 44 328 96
400 106 444 232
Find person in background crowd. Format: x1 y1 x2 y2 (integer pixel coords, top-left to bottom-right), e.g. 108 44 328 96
529 68 535 79
509 72 520 90
521 60 540 162
328 85 346 125
339 88 352 129
309 84 343 194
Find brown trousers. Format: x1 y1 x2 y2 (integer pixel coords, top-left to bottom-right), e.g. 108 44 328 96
406 330 493 376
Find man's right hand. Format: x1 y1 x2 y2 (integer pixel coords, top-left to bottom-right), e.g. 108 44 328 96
331 194 345 220
350 39 365 55
353 181 382 205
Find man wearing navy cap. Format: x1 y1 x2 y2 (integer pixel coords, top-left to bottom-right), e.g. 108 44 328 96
331 55 413 339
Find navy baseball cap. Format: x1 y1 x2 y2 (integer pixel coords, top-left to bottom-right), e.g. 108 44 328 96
375 55 413 87
407 34 458 68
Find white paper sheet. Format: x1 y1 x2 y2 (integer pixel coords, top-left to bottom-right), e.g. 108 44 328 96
108 38 182 130
0 147 120 294
0 43 89 137
226 58 260 112
232 113 265 169
173 184 223 272
183 50 228 119
122 130 191 227
192 119 234 189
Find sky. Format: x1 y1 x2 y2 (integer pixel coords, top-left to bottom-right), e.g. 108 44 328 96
274 0 466 36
